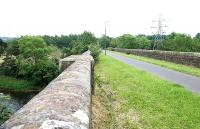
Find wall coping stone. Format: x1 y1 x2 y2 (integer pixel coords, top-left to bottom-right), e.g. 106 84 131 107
3 51 94 129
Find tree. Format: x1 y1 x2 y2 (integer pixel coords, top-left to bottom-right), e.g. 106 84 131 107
2 36 60 85
6 38 20 56
158 33 194 52
117 34 137 48
98 35 112 48
31 60 59 85
71 41 87 54
135 35 151 49
195 33 200 40
62 48 72 57
191 38 200 52
78 31 97 46
16 36 58 81
0 39 7 56
18 36 50 63
110 38 118 48
42 34 78 48
110 34 151 49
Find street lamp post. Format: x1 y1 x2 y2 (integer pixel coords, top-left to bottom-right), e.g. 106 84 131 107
104 21 109 55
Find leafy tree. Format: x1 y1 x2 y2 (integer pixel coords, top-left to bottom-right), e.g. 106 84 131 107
159 33 194 52
2 36 60 86
117 34 137 48
110 32 200 52
135 35 151 49
71 41 87 54
110 38 119 48
42 34 78 48
16 36 60 82
1 57 18 76
78 31 97 46
1 32 102 87
18 36 50 63
42 32 98 56
31 60 59 85
99 35 112 48
191 38 200 52
195 33 200 40
110 34 151 49
6 39 20 56
62 48 72 57
0 39 7 56
48 45 62 61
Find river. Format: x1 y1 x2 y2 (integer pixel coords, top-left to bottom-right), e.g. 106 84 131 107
0 91 38 125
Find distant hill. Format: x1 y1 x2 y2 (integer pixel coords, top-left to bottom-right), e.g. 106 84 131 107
0 37 13 42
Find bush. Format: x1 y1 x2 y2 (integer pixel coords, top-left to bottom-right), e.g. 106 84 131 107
32 60 59 86
0 94 12 124
89 44 101 62
0 39 7 56
1 57 18 76
1 36 61 86
71 41 88 55
62 48 72 58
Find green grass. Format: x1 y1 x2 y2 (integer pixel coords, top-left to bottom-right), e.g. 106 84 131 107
0 75 38 91
94 54 200 129
112 51 200 77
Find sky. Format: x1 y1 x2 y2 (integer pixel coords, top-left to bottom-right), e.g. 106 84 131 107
0 0 200 37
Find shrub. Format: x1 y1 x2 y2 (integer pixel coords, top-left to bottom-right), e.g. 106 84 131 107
62 48 72 58
1 36 61 86
71 41 88 55
1 57 18 76
0 94 12 124
89 44 101 62
32 60 59 86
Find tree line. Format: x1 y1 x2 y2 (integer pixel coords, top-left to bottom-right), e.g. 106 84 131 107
0 31 200 86
100 32 200 52
0 31 101 86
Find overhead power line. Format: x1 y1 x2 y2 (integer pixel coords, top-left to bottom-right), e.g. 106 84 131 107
151 15 167 50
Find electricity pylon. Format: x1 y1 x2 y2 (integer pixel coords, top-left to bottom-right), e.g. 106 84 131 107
151 15 167 50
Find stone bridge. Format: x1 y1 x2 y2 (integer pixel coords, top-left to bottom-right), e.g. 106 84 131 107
3 51 94 129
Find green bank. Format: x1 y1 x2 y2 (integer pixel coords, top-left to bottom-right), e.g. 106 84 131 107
92 54 200 129
0 75 39 92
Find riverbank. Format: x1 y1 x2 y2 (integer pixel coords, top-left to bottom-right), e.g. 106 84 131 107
0 91 38 125
0 75 41 124
0 75 42 93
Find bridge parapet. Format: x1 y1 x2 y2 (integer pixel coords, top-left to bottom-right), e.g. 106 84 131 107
3 51 94 129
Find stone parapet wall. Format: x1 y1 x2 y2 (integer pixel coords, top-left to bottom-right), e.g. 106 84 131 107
112 48 200 68
3 51 94 129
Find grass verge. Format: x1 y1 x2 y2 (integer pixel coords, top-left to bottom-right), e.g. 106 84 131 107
0 75 39 92
91 77 114 129
92 54 200 129
112 51 200 77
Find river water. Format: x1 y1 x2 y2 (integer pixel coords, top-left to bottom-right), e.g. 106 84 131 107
0 91 38 125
